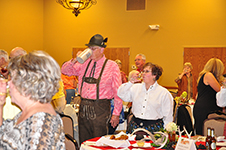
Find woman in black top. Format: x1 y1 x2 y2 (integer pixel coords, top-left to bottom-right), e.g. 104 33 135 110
193 58 224 135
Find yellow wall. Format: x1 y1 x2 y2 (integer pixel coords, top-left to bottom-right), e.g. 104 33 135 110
1 0 226 87
0 0 43 52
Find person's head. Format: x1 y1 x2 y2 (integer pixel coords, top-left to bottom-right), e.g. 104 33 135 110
142 62 163 83
0 49 9 67
9 47 27 59
8 50 61 104
135 53 146 70
115 59 122 70
85 34 108 61
198 58 224 83
183 62 193 73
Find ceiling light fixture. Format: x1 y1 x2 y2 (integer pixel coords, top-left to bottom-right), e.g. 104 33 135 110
56 0 97 17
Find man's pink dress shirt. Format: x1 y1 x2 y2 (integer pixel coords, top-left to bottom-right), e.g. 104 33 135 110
61 56 122 116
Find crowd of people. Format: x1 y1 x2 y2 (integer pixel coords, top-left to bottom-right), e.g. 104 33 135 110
0 33 225 149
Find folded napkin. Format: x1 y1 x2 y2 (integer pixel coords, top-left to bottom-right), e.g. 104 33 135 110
217 136 226 142
96 132 131 148
80 144 101 150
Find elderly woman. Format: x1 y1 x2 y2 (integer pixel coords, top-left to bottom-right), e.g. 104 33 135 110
118 62 173 134
175 62 197 100
115 59 128 84
194 58 224 135
0 51 65 149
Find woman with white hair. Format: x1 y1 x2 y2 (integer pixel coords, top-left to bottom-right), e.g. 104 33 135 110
118 62 173 134
0 51 65 149
175 62 197 100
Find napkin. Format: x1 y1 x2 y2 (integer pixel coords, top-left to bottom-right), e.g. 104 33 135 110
217 136 226 142
96 132 131 148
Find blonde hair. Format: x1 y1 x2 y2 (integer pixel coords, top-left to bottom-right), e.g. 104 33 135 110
197 58 224 83
115 59 121 64
184 62 193 70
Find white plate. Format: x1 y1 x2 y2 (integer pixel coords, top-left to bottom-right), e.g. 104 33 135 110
132 143 152 148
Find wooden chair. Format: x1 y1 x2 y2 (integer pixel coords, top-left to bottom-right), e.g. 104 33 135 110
60 113 74 137
203 111 226 137
207 111 226 120
65 134 79 150
60 113 79 150
203 118 226 137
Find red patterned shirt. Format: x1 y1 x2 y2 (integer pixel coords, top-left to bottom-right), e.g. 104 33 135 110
61 56 122 116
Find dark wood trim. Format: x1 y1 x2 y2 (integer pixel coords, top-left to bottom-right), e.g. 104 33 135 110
163 86 178 90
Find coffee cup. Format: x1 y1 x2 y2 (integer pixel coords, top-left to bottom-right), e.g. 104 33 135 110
76 48 93 64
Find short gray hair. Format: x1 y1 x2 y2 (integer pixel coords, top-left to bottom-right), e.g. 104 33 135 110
135 53 146 61
10 47 27 59
8 50 61 103
0 49 9 62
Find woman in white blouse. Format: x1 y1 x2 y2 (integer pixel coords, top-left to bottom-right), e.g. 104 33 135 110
216 75 226 107
117 62 173 134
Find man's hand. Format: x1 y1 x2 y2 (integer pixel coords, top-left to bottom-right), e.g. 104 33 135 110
110 115 119 128
71 51 82 64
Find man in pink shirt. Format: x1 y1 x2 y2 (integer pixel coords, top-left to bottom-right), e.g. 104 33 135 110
61 34 123 144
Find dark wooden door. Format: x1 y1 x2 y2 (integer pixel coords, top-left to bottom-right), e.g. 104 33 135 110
184 47 226 83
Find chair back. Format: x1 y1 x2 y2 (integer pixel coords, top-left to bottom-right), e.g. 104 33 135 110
207 111 226 120
65 134 79 150
60 113 79 149
60 113 74 138
203 111 226 137
203 118 226 137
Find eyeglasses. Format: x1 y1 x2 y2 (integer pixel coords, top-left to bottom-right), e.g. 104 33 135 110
141 70 151 74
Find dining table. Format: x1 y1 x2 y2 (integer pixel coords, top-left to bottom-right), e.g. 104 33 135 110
80 135 225 150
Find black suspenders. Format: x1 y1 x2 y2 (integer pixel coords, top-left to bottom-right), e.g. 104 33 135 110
80 59 108 100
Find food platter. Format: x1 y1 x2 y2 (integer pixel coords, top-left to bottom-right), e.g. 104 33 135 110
132 142 152 148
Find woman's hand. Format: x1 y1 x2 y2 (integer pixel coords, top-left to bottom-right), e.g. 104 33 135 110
0 78 7 106
182 68 188 75
130 72 141 84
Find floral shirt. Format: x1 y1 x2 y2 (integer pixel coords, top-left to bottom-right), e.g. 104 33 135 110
0 112 65 150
